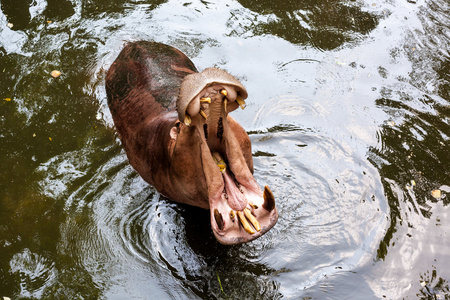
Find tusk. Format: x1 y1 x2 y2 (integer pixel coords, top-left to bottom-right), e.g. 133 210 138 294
237 211 255 234
214 209 224 230
236 95 246 110
199 109 208 120
223 98 228 113
220 89 228 96
263 185 275 212
184 114 192 126
200 97 211 103
244 208 261 232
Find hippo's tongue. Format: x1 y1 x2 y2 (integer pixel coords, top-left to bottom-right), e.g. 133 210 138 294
222 168 247 212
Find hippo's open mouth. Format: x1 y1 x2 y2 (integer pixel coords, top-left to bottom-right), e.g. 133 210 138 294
177 68 278 245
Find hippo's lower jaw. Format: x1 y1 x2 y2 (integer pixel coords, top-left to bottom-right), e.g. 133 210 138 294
211 183 278 245
175 70 278 245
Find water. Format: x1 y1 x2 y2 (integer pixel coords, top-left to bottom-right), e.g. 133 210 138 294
0 0 448 298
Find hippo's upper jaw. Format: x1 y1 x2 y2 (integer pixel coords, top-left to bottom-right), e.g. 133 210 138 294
173 68 278 245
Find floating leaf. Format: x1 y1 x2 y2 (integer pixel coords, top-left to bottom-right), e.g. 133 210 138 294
4 98 11 101
49 137 52 141
431 189 441 199
216 272 225 295
32 133 36 137
51 70 61 78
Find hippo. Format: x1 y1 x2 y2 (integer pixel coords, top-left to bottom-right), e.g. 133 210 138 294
105 41 278 245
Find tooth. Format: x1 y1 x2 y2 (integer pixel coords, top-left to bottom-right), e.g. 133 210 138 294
200 97 211 103
229 210 235 219
199 109 207 120
223 98 227 113
244 208 261 232
214 209 224 230
184 114 192 126
213 153 226 173
220 89 227 96
237 211 255 234
236 95 246 110
263 185 275 212
250 203 258 209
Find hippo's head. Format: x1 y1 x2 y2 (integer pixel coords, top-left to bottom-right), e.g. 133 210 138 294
173 68 278 245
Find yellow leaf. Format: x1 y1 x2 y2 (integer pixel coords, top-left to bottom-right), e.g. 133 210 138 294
49 137 52 141
4 98 11 101
51 70 61 78
431 189 441 199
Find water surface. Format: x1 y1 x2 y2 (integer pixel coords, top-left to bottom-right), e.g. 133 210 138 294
0 0 449 298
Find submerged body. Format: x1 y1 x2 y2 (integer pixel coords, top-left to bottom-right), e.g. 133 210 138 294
106 41 278 245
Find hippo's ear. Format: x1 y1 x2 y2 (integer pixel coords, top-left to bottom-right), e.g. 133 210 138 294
177 68 248 124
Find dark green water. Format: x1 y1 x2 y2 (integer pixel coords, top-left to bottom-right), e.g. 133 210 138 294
0 0 448 298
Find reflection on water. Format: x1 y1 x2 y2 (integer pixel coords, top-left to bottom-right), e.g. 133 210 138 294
237 0 380 50
0 0 448 298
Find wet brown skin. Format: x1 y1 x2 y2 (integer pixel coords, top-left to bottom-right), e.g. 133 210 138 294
106 41 277 245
